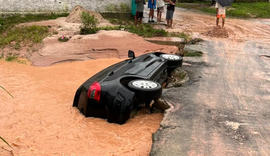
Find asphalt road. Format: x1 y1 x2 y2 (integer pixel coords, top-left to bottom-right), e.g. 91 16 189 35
150 38 270 155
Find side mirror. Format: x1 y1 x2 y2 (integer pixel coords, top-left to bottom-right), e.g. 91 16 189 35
128 50 135 59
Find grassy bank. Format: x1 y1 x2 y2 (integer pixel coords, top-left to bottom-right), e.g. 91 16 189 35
177 2 270 18
0 13 68 49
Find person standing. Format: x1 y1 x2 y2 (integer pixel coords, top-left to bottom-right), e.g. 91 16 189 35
135 0 146 25
215 1 226 27
132 0 138 22
156 0 165 22
148 0 156 23
165 0 176 29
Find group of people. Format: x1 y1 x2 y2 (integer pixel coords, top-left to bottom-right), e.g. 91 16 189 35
133 0 227 28
134 0 176 29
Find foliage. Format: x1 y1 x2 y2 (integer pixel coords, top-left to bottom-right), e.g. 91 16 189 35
105 3 131 13
58 36 70 42
0 85 13 98
5 53 18 62
125 24 168 37
80 11 99 35
168 32 192 42
176 2 270 18
0 13 68 33
0 136 13 149
0 13 67 49
0 25 49 49
0 52 3 59
0 86 13 149
184 51 203 57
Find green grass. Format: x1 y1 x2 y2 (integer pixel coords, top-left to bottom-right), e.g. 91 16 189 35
125 24 168 37
177 2 270 18
5 54 18 62
0 13 68 33
0 13 68 50
0 25 49 49
0 52 3 59
58 36 70 42
185 51 203 57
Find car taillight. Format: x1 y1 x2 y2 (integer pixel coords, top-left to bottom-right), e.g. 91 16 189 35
87 82 101 103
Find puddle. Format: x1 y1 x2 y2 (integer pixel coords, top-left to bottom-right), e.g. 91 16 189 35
0 59 163 156
144 37 185 46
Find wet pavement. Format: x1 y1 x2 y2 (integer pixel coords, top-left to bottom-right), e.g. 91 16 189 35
151 39 270 155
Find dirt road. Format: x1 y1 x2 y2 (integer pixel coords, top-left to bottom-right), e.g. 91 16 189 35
151 8 270 156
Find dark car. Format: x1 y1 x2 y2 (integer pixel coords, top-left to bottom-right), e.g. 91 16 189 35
73 50 183 124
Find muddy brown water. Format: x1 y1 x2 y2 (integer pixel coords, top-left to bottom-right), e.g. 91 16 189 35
0 59 163 156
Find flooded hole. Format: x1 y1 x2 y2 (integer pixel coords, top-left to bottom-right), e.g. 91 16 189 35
0 59 163 156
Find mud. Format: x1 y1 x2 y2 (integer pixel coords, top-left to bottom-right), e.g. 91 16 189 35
202 26 229 38
0 59 163 156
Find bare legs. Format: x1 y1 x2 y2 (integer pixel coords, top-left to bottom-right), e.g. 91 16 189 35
167 19 173 28
157 10 162 22
149 9 154 22
216 17 225 27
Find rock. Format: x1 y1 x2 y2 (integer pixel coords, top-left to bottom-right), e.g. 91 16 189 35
183 45 203 57
152 98 170 113
167 67 189 88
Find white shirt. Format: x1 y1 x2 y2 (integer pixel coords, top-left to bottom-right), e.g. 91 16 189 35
215 2 226 15
156 0 164 8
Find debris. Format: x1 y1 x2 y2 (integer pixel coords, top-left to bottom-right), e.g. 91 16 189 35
203 26 229 38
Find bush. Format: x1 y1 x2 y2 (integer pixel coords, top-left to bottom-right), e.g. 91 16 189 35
58 36 69 42
80 11 99 35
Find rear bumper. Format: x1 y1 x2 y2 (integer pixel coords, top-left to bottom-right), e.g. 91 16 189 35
73 84 135 124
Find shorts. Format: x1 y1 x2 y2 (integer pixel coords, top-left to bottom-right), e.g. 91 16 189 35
166 10 174 20
148 0 156 9
157 6 164 12
136 11 144 18
217 14 225 18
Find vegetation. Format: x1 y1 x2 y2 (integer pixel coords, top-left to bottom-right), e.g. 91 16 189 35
0 85 13 98
105 3 131 12
176 2 270 18
58 36 70 42
0 136 13 149
0 13 68 50
80 11 99 34
125 24 168 37
185 51 203 57
168 32 192 42
0 85 13 149
0 13 68 33
0 25 49 49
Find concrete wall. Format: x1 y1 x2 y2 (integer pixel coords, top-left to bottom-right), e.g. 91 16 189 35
0 0 131 13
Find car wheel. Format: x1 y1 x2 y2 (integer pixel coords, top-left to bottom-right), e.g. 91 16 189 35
128 79 161 91
160 54 183 67
128 80 162 100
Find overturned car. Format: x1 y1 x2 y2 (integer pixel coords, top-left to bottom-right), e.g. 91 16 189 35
73 50 183 124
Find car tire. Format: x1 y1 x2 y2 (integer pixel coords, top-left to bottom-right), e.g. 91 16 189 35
128 79 162 100
160 54 183 67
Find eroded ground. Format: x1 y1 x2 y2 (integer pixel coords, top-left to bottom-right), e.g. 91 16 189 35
151 8 270 156
1 6 270 156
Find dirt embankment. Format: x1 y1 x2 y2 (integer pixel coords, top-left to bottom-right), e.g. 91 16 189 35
6 5 178 66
